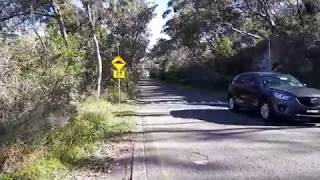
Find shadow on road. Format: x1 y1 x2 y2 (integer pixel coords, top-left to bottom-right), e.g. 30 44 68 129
136 80 227 105
170 109 318 127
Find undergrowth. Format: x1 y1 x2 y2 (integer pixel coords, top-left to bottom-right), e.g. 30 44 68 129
0 97 134 180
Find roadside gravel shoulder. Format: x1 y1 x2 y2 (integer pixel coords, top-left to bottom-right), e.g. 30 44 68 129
131 105 148 180
68 134 134 180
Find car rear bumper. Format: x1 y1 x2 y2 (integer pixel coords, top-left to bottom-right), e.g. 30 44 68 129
272 98 320 119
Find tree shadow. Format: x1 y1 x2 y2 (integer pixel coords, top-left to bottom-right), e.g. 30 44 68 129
137 80 227 105
170 109 318 127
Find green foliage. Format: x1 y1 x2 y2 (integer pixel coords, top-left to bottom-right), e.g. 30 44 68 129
104 85 130 103
121 71 140 99
0 0 150 178
48 30 85 60
48 113 104 164
104 70 140 103
0 175 13 180
12 158 68 180
47 98 132 164
0 0 152 127
1 97 134 179
214 36 236 59
150 0 320 92
8 32 87 111
164 67 185 83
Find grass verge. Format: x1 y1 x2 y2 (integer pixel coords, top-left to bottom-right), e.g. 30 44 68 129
0 97 135 180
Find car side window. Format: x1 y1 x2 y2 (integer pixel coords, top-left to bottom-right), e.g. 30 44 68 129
242 75 260 87
233 74 260 87
234 75 249 85
243 76 253 86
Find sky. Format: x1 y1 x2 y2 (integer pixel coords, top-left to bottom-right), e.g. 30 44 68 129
147 0 171 49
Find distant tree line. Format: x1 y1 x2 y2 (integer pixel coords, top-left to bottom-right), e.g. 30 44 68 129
149 0 320 89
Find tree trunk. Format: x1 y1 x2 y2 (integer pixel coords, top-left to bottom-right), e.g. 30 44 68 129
52 0 68 45
87 3 103 98
297 0 305 27
93 34 102 97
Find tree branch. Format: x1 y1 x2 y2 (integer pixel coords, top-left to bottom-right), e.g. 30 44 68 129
223 23 262 39
34 11 56 17
243 0 267 18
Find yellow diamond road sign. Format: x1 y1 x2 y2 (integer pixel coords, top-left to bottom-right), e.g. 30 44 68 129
112 56 126 70
113 69 126 79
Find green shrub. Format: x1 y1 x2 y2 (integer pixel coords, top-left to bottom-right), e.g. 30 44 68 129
214 36 236 59
165 67 185 83
47 99 117 164
104 85 130 103
12 158 68 180
0 175 13 180
1 97 134 179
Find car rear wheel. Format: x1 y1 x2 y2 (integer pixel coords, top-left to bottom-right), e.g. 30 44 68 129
228 97 239 112
260 102 273 120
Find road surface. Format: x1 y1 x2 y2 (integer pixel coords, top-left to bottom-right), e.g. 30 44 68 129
132 79 320 180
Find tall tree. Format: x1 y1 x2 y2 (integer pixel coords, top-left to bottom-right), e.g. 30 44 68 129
51 0 68 45
104 1 156 70
0 0 68 44
82 0 103 97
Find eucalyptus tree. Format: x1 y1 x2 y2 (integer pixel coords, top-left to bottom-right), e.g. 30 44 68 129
80 0 105 97
0 0 69 44
103 0 156 70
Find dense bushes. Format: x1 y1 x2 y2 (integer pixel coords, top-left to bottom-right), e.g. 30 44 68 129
0 34 86 132
104 71 139 103
0 0 149 178
0 0 151 139
0 98 134 179
157 60 232 90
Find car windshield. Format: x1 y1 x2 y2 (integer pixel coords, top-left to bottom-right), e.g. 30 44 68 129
262 75 304 88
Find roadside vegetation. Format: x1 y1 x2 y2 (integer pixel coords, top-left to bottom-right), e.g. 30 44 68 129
0 97 134 179
148 0 320 90
0 0 154 179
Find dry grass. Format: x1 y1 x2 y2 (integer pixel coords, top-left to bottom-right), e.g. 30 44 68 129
0 97 135 180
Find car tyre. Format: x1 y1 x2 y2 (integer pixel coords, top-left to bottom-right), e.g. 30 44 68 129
228 96 240 112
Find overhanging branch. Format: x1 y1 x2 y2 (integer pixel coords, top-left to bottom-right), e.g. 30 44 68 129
223 23 262 39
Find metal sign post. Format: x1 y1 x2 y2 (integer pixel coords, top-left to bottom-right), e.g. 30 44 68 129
118 78 121 104
112 55 127 104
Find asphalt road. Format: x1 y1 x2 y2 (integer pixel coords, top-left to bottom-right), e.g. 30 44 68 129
134 79 320 180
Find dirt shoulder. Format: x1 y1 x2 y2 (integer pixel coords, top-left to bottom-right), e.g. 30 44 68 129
68 133 134 180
